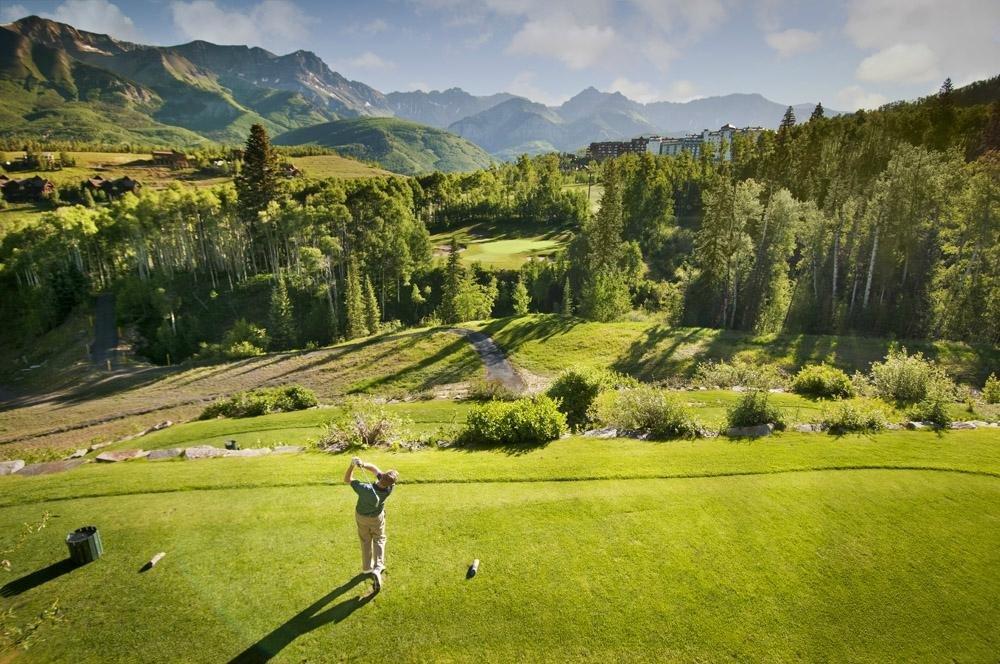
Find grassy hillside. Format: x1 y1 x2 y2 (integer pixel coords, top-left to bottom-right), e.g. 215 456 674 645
274 117 493 175
1 434 999 661
476 315 1000 385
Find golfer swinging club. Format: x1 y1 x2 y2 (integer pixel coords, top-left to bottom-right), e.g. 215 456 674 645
344 457 398 592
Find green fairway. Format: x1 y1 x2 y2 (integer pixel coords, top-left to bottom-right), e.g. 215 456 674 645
431 222 571 269
2 432 999 662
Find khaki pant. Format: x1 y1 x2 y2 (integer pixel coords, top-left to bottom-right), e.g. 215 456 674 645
355 511 387 572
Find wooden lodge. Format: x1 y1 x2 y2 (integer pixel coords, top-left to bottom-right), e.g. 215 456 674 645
151 150 190 169
82 175 142 199
1 175 55 202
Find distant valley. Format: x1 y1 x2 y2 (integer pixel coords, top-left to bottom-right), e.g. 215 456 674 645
2 14 837 172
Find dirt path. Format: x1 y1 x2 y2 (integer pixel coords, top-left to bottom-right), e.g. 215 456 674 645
448 328 526 392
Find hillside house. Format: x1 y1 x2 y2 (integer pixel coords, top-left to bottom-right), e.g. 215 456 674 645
1 175 55 202
151 150 190 169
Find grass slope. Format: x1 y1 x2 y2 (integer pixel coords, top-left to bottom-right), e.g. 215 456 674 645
0 328 482 458
1 433 999 662
274 117 493 175
477 315 1000 386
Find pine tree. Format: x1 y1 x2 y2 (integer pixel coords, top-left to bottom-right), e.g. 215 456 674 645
561 277 574 316
439 236 463 324
363 275 381 333
809 102 825 122
512 279 530 315
410 283 426 319
268 273 296 350
235 124 278 228
345 258 368 339
778 106 796 142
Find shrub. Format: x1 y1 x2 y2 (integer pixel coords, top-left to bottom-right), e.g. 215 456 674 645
791 364 854 399
984 373 1000 404
589 386 705 439
726 390 786 430
222 319 269 357
316 398 409 451
822 399 891 434
907 397 952 428
225 340 266 359
461 396 567 447
869 348 956 405
199 384 318 419
694 358 784 390
546 367 638 432
467 378 520 402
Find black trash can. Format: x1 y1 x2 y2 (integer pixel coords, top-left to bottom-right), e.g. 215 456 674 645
66 526 103 565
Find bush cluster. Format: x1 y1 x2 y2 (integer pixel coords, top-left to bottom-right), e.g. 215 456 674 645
821 399 891 434
316 398 409 450
546 367 638 432
466 378 520 403
907 398 952 428
726 390 786 430
461 396 567 447
983 373 1000 404
694 359 785 390
589 386 704 439
869 348 956 405
199 384 317 419
198 319 270 360
791 364 854 399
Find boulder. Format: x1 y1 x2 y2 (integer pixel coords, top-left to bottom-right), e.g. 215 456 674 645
147 448 183 461
142 421 173 436
905 421 925 430
184 446 227 460
96 449 148 463
583 427 619 439
0 460 26 476
886 423 903 430
67 449 88 459
793 423 823 433
273 445 304 454
16 459 85 476
225 448 272 458
726 423 774 438
88 441 113 452
949 421 977 430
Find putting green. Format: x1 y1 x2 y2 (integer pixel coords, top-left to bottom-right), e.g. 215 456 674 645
2 434 999 662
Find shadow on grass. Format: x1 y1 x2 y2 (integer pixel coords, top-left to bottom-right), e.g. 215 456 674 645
229 574 374 663
0 558 77 597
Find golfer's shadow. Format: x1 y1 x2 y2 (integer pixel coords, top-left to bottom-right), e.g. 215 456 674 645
229 574 374 663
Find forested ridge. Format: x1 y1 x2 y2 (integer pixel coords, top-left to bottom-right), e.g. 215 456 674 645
1 79 998 368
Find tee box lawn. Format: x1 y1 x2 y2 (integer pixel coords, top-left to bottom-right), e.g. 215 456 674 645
2 429 999 662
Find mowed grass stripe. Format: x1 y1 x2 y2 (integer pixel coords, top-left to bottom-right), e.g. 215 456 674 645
4 431 1000 508
2 464 999 509
2 470 998 662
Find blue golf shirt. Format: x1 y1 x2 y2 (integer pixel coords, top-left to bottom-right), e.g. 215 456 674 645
351 477 393 516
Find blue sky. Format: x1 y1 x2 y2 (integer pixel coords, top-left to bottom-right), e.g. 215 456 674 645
2 0 997 110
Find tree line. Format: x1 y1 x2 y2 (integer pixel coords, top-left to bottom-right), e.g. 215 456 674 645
1 84 997 365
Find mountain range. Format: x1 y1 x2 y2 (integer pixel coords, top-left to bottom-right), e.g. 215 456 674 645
1 15 840 171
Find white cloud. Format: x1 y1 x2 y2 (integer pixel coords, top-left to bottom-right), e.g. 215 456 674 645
170 0 309 48
837 85 888 111
845 0 999 87
507 71 569 107
507 20 616 69
765 28 821 58
342 51 395 71
364 18 387 33
609 78 660 104
25 0 140 40
856 42 938 84
665 79 700 103
0 4 28 23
